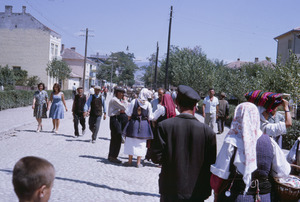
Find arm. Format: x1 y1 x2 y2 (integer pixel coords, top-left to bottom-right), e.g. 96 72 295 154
216 104 219 119
112 97 127 111
32 97 36 109
152 105 165 121
102 96 107 120
270 138 291 177
47 93 53 111
150 123 166 164
282 99 292 128
202 104 206 117
225 102 229 118
61 93 68 111
84 95 93 112
148 102 154 121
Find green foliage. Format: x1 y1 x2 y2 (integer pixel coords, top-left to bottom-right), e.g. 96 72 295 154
27 76 41 88
0 65 15 86
97 52 138 87
0 90 73 111
141 53 158 87
282 120 300 149
46 58 71 81
13 69 28 86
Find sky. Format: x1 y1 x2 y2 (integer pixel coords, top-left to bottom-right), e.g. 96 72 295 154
1 0 300 64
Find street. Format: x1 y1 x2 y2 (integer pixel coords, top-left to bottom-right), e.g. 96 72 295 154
0 95 226 202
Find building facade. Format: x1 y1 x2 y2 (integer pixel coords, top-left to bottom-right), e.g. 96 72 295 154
0 5 61 89
274 27 300 64
61 47 97 91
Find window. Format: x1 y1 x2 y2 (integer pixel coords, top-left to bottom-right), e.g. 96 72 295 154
13 66 21 70
51 43 54 56
288 39 292 50
55 45 58 57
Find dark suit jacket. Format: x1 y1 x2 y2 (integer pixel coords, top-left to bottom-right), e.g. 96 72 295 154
151 113 216 200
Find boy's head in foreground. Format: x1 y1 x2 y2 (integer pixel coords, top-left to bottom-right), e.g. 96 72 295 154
13 156 55 202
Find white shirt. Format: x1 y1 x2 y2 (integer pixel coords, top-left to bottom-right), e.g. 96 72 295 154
210 138 290 180
203 96 219 113
152 104 180 121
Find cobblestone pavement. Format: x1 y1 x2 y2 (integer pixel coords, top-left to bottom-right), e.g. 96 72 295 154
0 95 228 202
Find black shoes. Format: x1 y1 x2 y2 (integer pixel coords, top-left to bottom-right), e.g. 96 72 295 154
108 157 122 164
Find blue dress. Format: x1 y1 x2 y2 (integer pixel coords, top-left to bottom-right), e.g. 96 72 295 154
49 92 64 119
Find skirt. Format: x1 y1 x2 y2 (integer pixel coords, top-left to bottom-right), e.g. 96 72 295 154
124 137 147 157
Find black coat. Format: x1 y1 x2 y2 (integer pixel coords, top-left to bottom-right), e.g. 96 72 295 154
151 113 216 201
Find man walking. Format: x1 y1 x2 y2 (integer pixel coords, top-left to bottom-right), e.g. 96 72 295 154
216 92 229 134
151 85 216 201
72 87 86 137
202 88 219 130
107 87 127 164
84 86 106 143
151 88 164 112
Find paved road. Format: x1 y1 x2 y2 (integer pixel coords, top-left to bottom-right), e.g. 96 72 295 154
0 95 228 202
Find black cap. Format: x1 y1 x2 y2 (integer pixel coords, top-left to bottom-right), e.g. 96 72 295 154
114 86 125 93
177 85 200 103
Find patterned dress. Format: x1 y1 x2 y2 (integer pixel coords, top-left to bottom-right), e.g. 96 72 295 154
49 92 64 119
33 90 48 118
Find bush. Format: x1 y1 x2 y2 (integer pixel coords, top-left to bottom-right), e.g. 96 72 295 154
0 90 73 111
282 119 300 150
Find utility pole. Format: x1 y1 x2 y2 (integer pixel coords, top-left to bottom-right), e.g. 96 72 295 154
83 28 88 91
165 6 173 90
110 62 113 93
154 41 159 90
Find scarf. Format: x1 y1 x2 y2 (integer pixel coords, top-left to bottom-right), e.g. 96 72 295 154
224 102 263 194
138 88 152 109
161 94 176 118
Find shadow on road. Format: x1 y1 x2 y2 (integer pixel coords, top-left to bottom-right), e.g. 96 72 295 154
66 139 91 143
15 129 53 134
79 155 124 167
98 137 110 141
53 133 74 138
55 176 160 197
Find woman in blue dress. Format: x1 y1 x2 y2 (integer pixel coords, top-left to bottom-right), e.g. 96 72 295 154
48 83 68 134
32 83 48 132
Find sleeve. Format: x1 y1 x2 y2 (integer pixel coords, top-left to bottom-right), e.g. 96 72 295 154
225 102 229 116
102 96 106 114
263 122 287 137
84 95 93 112
210 142 235 180
270 138 291 177
150 122 166 164
44 91 48 99
152 105 165 121
148 102 154 120
175 108 180 115
125 99 135 116
112 97 126 111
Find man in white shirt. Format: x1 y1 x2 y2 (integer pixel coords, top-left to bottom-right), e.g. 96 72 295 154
202 88 219 130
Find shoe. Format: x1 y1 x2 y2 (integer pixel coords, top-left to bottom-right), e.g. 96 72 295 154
52 128 55 133
108 157 122 164
55 131 58 134
36 129 40 133
136 164 143 168
123 162 132 167
40 125 43 131
82 130 86 136
74 135 79 138
91 140 96 143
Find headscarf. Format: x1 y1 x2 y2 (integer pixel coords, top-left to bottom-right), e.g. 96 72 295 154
161 94 176 118
138 88 152 109
244 90 283 113
224 102 263 194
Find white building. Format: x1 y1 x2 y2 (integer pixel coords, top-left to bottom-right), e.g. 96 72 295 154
0 5 61 89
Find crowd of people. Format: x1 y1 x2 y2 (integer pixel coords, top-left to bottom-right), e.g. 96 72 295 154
25 82 297 202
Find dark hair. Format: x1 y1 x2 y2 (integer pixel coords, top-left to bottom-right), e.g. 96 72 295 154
52 83 61 93
77 87 83 90
157 87 165 93
13 156 55 200
91 85 95 88
37 83 45 90
209 88 214 91
176 93 196 109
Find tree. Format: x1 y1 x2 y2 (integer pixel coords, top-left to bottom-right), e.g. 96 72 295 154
141 53 157 88
46 59 71 82
27 76 41 88
0 65 15 87
13 69 28 86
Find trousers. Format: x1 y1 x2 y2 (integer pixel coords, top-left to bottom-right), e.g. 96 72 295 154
205 113 216 130
108 116 122 158
217 117 226 133
89 115 102 141
73 113 86 136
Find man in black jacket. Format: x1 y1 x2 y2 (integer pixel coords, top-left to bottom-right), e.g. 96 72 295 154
151 85 216 202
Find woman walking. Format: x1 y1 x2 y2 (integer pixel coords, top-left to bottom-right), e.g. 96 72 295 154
32 83 48 132
123 88 153 168
48 83 68 134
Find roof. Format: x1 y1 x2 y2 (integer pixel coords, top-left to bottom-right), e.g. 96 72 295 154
226 59 274 69
61 48 96 65
274 27 300 40
0 6 61 38
69 71 81 78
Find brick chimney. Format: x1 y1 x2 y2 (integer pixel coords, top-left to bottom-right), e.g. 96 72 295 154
5 5 12 15
61 44 65 53
255 57 259 63
70 47 76 51
22 6 26 14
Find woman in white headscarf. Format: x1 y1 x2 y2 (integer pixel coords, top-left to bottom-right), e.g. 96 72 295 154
123 88 153 168
210 102 290 202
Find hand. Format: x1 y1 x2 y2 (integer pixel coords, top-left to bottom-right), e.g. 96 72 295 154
32 105 35 109
203 113 205 118
282 99 290 111
103 114 106 120
65 108 68 112
83 112 87 118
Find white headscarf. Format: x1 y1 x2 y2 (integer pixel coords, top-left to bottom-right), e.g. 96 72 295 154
224 102 263 194
138 88 152 109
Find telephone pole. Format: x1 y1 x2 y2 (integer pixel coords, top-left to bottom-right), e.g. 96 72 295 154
165 6 173 90
82 28 88 91
154 42 159 90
